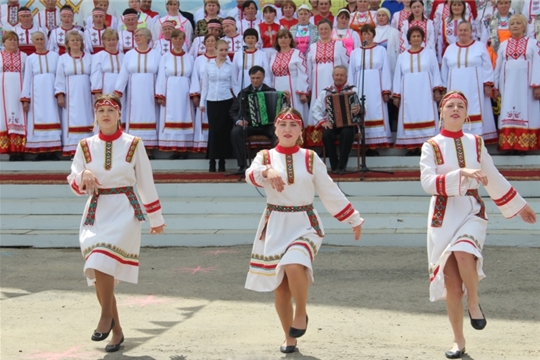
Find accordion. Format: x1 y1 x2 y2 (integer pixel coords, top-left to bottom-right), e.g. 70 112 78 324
246 91 287 127
325 91 362 128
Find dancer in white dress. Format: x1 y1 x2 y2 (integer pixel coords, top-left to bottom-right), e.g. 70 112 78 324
245 108 363 354
68 93 165 354
21 31 62 158
420 91 536 359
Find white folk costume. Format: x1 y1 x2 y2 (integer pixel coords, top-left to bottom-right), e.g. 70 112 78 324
373 24 400 77
522 0 540 40
258 22 280 60
118 29 137 53
392 47 444 148
84 27 107 54
36 8 60 32
238 17 262 36
68 129 165 285
432 2 473 29
349 45 393 148
222 34 244 61
441 41 498 143
20 51 62 153
391 9 411 31
494 37 540 151
0 3 20 31
189 35 207 58
331 27 361 56
245 144 364 292
90 50 125 123
153 39 186 56
84 14 119 31
420 128 528 302
14 23 47 56
114 48 161 148
155 50 194 151
399 19 436 53
117 11 154 33
152 14 193 49
55 52 93 156
189 54 214 153
306 40 349 146
232 49 271 88
269 49 310 129
48 26 84 55
435 17 478 61
349 10 377 38
0 50 26 154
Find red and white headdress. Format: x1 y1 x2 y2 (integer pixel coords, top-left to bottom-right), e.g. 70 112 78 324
440 92 468 109
275 111 304 128
123 13 138 20
95 98 121 111
222 19 236 27
161 20 175 28
60 9 74 16
92 8 106 16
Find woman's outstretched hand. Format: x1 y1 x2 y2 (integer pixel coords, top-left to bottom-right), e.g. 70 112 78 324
519 205 537 224
461 168 488 186
151 224 165 234
353 225 362 241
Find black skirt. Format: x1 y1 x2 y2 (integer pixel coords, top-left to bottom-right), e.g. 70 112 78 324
207 98 234 159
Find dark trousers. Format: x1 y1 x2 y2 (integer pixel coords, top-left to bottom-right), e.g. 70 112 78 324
231 124 276 168
322 126 356 171
207 99 234 160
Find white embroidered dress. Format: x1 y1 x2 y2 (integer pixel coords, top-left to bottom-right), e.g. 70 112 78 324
245 145 364 292
68 130 164 285
420 129 527 301
20 51 62 152
189 54 215 152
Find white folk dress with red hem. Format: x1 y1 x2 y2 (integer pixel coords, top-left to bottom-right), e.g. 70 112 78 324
47 26 84 55
20 51 62 153
67 130 165 286
420 129 527 302
245 145 364 292
189 54 214 153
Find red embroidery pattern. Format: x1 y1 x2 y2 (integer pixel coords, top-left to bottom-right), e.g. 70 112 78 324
315 41 335 64
286 236 318 261
454 138 466 168
435 174 446 196
506 37 528 60
262 149 271 165
410 20 428 45
305 150 315 174
285 153 294 184
80 139 92 163
144 199 162 213
1 51 22 72
85 186 145 225
104 141 113 170
334 203 355 222
398 10 410 30
475 135 483 163
466 189 487 220
272 49 294 77
125 137 140 162
249 171 263 187
429 264 440 282
427 139 444 164
431 195 447 227
454 234 482 251
493 187 517 206
266 203 324 237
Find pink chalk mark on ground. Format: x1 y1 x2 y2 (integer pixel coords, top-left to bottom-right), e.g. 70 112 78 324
120 295 171 308
204 249 239 256
172 266 217 274
30 345 100 360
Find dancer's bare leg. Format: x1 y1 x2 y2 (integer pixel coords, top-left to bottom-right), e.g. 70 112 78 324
454 251 482 318
444 254 466 351
274 275 295 346
283 264 309 330
94 271 115 333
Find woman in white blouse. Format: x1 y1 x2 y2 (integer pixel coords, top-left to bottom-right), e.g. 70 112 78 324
200 39 240 172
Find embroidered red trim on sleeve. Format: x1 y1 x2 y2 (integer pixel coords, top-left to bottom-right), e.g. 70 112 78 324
334 203 355 222
494 187 517 207
70 179 85 195
436 174 446 196
475 135 483 163
427 139 444 165
305 150 314 174
80 139 92 163
125 137 140 163
249 171 263 188
144 199 162 213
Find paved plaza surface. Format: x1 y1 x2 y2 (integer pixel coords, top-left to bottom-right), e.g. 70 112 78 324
1 245 539 360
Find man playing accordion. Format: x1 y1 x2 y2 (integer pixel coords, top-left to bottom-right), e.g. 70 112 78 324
311 65 362 174
229 65 288 174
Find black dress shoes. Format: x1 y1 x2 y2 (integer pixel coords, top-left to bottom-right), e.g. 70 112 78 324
218 159 226 172
91 319 115 341
289 315 308 338
445 347 465 359
280 340 297 354
105 335 124 352
209 160 216 172
32 153 49 161
469 304 487 330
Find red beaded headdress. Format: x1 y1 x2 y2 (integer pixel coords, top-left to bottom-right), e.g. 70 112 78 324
161 20 175 28
95 99 121 111
222 19 236 27
207 22 222 29
275 112 303 127
18 9 32 16
60 9 74 16
123 13 138 20
440 92 468 109
92 9 106 16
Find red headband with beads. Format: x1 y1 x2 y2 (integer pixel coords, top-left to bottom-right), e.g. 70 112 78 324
95 99 120 111
222 19 236 26
275 112 303 128
441 93 468 109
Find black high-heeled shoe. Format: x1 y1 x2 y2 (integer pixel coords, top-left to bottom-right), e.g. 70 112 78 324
91 319 115 341
280 340 297 354
209 160 216 172
469 304 487 330
445 347 465 359
105 335 124 352
289 315 308 338
218 159 225 172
